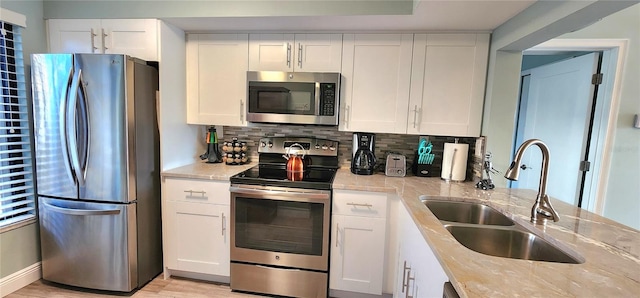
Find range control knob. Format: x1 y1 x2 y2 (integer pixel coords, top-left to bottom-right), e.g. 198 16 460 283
329 146 336 151
397 169 404 175
268 142 273 148
315 144 320 149
260 142 266 147
322 145 328 150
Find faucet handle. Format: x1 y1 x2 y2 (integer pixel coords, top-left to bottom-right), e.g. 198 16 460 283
520 164 533 170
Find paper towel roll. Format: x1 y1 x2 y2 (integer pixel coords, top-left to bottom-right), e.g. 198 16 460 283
441 142 469 181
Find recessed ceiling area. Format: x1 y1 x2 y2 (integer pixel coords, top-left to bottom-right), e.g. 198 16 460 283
164 0 536 32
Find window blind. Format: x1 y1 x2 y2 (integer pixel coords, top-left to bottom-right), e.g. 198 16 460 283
0 20 35 228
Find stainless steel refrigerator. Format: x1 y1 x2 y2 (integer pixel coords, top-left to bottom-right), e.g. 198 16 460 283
31 54 161 292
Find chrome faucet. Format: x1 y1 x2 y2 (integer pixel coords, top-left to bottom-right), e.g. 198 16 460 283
504 139 560 224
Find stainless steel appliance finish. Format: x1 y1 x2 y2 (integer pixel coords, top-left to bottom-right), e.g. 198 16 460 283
230 185 331 271
231 263 328 298
31 53 161 292
246 71 340 125
385 153 406 177
229 136 337 297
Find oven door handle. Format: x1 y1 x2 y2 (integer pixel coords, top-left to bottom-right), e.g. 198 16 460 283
229 186 330 201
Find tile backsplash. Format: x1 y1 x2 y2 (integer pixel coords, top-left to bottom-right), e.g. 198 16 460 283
218 124 484 181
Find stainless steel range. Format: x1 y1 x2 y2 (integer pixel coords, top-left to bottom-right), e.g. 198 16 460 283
229 137 339 298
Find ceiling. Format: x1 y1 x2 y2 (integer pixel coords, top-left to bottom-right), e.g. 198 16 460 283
164 0 537 32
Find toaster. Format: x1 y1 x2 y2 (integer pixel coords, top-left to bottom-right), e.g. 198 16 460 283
385 153 406 177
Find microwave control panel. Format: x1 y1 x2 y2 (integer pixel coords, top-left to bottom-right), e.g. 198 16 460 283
319 83 336 116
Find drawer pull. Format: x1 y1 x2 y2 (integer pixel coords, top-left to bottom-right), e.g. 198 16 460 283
183 190 206 197
402 260 411 293
406 271 415 298
222 212 226 236
346 202 372 208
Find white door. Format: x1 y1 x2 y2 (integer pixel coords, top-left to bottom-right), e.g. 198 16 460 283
294 34 343 72
408 34 489 137
248 33 294 71
100 19 158 61
330 215 386 295
47 19 102 54
340 34 413 133
513 52 600 206
186 34 249 126
165 201 230 276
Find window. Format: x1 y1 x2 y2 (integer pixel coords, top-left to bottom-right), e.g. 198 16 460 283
0 18 35 229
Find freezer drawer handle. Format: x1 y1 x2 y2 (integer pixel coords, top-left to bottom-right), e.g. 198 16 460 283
43 202 121 216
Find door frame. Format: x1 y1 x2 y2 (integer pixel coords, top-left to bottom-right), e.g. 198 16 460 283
523 38 628 214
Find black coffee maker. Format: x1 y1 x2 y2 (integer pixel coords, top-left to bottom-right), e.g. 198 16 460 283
351 132 377 175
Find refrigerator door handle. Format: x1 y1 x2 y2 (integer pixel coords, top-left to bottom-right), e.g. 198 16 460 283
42 202 121 216
59 68 76 186
77 71 90 178
68 69 86 186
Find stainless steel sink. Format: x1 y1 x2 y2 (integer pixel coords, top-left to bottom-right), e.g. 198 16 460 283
422 200 515 226
444 225 584 264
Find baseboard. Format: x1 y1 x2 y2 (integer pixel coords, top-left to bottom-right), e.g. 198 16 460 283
0 262 41 297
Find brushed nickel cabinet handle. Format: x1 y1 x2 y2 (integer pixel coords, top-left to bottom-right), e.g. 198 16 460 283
101 28 108 52
221 212 226 236
90 29 98 52
286 42 291 67
346 202 373 208
402 261 411 293
183 190 206 197
298 43 303 68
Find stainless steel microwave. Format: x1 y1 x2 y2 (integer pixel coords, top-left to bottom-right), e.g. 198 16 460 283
247 71 340 125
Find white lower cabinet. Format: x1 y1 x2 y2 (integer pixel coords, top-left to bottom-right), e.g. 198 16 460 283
162 178 230 278
330 190 388 296
394 202 448 298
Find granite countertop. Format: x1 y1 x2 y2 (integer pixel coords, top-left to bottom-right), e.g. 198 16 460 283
161 161 257 180
333 168 640 297
161 162 639 297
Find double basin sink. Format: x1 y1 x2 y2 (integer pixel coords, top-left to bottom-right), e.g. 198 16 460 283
421 197 584 264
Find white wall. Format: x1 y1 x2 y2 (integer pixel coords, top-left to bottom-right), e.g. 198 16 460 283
556 4 640 229
481 1 639 229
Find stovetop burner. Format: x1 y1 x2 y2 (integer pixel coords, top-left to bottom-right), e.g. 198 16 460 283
230 165 337 190
230 136 339 190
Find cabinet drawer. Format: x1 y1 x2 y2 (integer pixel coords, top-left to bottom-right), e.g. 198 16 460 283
164 177 230 205
332 190 387 218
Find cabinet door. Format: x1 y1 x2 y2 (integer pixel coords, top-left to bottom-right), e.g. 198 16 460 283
330 215 386 295
396 203 448 298
101 19 158 61
340 34 413 133
408 34 489 137
165 201 230 276
248 33 295 71
47 19 102 54
186 34 249 126
294 34 342 72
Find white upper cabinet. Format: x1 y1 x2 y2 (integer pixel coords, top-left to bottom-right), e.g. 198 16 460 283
408 34 489 137
340 34 413 133
47 19 158 61
249 33 342 72
186 34 249 126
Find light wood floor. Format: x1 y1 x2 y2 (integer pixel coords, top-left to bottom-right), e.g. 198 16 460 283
7 276 264 298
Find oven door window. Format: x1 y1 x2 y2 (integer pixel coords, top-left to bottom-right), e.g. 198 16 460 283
248 82 316 115
235 197 324 256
